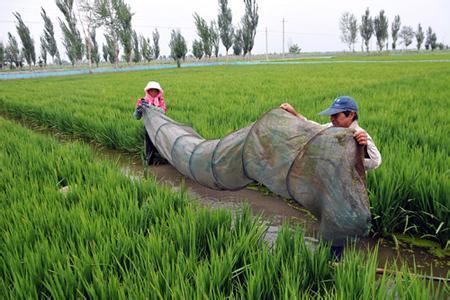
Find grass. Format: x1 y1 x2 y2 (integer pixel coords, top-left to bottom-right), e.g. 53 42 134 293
270 50 450 62
3 116 447 298
0 55 449 246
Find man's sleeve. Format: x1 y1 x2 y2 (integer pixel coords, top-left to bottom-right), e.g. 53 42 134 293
364 133 382 170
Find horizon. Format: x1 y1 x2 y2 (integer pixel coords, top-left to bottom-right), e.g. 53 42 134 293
0 0 449 62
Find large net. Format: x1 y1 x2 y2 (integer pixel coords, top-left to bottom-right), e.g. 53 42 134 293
143 106 371 244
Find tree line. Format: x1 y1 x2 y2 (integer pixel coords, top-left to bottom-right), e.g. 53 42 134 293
340 8 446 52
2 2 447 70
170 0 258 67
0 0 259 70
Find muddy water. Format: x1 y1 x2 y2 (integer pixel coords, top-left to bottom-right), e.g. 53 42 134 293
99 148 449 279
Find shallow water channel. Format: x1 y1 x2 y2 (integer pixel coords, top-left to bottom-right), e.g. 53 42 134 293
96 146 448 280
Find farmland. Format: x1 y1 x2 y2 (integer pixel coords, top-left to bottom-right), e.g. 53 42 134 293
271 51 450 62
0 116 446 298
1 58 449 241
0 55 449 297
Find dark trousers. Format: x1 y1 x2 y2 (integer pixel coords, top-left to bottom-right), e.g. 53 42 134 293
144 130 167 165
330 245 344 261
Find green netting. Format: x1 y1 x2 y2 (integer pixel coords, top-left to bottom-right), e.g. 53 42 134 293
172 135 204 179
189 140 222 189
212 126 254 190
143 106 370 244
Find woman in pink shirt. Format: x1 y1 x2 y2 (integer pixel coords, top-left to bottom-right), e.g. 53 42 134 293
134 81 168 165
133 81 167 119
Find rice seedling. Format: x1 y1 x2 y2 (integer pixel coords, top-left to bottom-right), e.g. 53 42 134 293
1 117 444 298
0 54 448 245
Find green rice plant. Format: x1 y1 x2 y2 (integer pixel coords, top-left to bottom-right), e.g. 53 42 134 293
387 265 448 300
333 245 389 299
3 117 445 298
270 50 450 62
0 55 448 245
331 245 446 300
271 226 333 297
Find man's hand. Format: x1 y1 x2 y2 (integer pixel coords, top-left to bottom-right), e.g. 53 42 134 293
353 131 368 145
280 103 298 117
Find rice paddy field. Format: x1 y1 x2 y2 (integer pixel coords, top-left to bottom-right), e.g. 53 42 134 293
1 53 449 297
271 51 450 62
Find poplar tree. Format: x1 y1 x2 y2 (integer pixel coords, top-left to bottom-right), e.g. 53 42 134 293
5 33 21 68
104 33 117 63
289 44 301 54
192 40 204 60
13 12 36 67
218 0 233 56
132 30 141 63
40 36 48 66
94 0 118 65
233 27 243 56
241 0 258 56
399 26 414 49
93 0 133 66
210 21 220 57
169 29 187 68
152 29 160 60
78 0 99 72
360 8 373 52
391 15 401 50
0 42 4 68
425 27 437 50
140 35 153 62
339 12 358 51
41 8 61 64
415 24 424 50
374 10 388 51
194 13 212 58
102 43 108 62
115 0 133 63
90 30 100 66
430 33 437 50
56 0 84 66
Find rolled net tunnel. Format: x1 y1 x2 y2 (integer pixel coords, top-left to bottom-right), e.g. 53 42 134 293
143 106 371 245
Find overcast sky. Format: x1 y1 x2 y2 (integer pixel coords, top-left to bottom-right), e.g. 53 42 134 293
1 0 449 60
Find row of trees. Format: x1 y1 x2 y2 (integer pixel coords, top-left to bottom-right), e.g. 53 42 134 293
340 8 444 52
1 0 260 69
3 3 447 69
156 0 260 67
1 0 163 70
190 0 259 61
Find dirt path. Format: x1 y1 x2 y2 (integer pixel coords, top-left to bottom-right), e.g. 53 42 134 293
102 148 449 279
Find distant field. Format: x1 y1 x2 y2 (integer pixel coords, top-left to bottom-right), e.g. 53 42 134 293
270 51 450 62
0 57 449 245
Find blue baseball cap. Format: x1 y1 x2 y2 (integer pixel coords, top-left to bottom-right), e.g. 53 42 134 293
318 96 359 115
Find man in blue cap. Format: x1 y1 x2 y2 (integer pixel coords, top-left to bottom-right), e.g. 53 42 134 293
280 96 381 170
281 96 381 261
